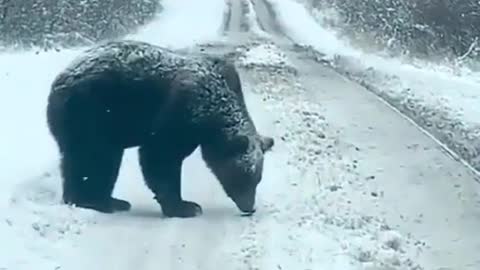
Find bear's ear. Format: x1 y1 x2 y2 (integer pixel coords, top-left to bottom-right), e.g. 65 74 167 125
260 136 274 153
224 135 250 156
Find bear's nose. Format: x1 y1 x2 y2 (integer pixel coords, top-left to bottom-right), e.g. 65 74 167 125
240 208 256 217
233 190 256 215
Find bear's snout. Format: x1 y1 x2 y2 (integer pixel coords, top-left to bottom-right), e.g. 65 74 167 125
231 189 256 215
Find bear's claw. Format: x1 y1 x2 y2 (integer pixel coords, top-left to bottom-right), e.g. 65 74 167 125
161 200 203 218
110 197 132 212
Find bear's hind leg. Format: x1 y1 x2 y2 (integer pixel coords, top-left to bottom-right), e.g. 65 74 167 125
60 146 130 213
138 145 202 218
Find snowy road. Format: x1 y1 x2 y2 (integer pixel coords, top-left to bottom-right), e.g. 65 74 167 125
2 0 480 270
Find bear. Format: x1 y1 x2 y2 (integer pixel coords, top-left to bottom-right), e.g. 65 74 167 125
46 40 274 218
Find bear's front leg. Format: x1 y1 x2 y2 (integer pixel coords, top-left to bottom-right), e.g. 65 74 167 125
139 145 202 218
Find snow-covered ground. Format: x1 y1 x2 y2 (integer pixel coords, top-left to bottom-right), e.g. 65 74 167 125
126 0 226 48
237 42 425 270
268 0 480 173
2 0 480 269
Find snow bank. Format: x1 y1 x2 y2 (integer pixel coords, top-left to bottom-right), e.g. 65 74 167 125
267 0 480 173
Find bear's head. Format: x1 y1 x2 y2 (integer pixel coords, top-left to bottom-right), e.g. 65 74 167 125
201 134 274 215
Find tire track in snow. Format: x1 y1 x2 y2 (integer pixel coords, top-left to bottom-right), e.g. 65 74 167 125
249 0 283 38
218 0 277 44
221 0 249 35
221 0 233 34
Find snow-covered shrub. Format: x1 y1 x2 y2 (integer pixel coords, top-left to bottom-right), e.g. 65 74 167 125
0 0 161 51
311 0 479 63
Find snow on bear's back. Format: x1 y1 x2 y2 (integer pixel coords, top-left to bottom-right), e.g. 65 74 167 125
58 40 230 84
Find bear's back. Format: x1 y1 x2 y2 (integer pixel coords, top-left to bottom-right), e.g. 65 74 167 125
53 40 229 90
48 40 259 149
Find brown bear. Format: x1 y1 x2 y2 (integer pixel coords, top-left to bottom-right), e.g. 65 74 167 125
46 40 274 217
